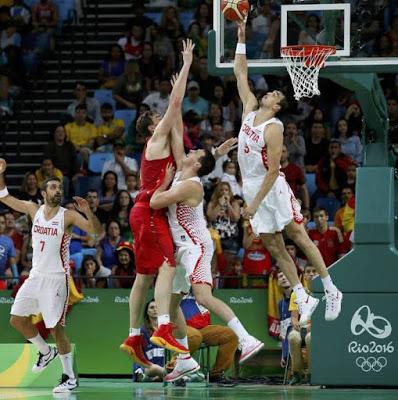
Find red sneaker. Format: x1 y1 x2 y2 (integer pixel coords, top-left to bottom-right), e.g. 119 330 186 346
120 335 152 368
150 323 189 353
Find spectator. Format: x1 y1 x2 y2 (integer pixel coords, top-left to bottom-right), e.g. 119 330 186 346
280 145 310 210
125 172 139 200
4 210 22 266
193 56 223 101
200 102 233 138
95 219 122 271
182 80 209 120
128 3 154 32
179 294 239 384
0 213 17 290
222 254 244 288
65 103 98 166
0 20 21 50
126 102 150 152
132 299 165 382
345 163 356 193
96 103 125 152
101 140 138 190
242 218 272 286
142 77 171 116
285 239 307 273
304 122 329 173
221 160 242 198
206 182 241 254
31 0 58 51
10 0 31 30
284 122 306 169
66 81 102 126
193 1 212 36
112 241 136 289
112 60 143 110
288 264 316 385
0 6 10 31
212 84 235 124
99 171 118 210
309 208 344 267
109 190 134 241
34 158 63 188
117 23 144 61
151 25 175 65
138 42 163 91
345 101 362 136
159 6 183 40
20 230 32 273
298 14 320 45
305 107 330 139
79 255 110 289
387 97 398 127
43 124 80 179
315 140 354 197
0 70 11 117
334 187 354 233
85 189 109 225
335 118 363 165
187 21 207 58
98 44 126 89
19 172 42 204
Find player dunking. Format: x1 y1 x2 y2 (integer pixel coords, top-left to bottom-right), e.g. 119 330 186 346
150 141 264 382
233 19 342 323
120 40 195 367
0 160 103 394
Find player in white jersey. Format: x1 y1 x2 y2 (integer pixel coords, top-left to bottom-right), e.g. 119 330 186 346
150 142 264 382
233 18 342 325
0 159 103 394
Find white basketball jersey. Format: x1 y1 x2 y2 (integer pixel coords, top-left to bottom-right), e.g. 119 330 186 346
238 111 284 181
168 173 212 248
31 205 71 274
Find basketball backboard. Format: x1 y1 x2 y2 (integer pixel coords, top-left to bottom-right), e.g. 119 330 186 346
209 0 398 75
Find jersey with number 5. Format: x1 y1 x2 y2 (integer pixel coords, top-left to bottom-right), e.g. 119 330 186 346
31 205 71 274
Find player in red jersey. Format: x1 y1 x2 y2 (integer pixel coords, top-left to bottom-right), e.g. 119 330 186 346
120 40 195 367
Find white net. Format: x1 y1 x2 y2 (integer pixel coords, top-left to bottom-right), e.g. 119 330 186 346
281 45 336 101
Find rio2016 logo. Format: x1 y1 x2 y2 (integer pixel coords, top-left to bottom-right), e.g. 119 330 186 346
348 305 393 373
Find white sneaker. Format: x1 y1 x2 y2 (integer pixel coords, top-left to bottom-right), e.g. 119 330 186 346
53 374 78 393
298 294 320 326
239 336 264 364
324 288 343 321
164 356 200 382
31 346 58 373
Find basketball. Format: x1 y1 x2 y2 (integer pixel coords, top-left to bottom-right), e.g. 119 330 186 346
221 0 249 22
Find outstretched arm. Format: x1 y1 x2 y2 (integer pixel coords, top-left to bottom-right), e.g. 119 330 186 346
152 40 195 141
0 159 39 219
233 19 258 120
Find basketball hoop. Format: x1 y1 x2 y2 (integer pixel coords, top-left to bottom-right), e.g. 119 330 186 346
281 45 336 101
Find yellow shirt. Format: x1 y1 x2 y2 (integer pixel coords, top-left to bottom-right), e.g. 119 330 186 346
0 0 13 6
289 292 298 312
97 118 125 138
35 168 64 187
65 122 98 147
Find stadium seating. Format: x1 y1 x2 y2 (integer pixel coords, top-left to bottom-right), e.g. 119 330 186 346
315 197 341 221
88 152 113 174
94 90 117 111
305 173 317 197
114 109 136 132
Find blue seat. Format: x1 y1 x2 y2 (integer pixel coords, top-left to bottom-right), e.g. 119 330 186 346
305 173 317 197
94 89 116 111
55 0 76 26
24 0 38 8
144 12 161 25
114 109 136 132
316 197 341 221
180 11 194 32
88 152 114 174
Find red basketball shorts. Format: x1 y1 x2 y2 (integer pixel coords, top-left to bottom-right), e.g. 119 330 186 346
130 202 175 275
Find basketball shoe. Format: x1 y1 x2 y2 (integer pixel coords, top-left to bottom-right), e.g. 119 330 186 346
164 355 200 382
53 374 78 393
239 336 264 364
120 335 152 368
32 346 58 373
324 288 343 321
150 323 189 353
298 294 320 326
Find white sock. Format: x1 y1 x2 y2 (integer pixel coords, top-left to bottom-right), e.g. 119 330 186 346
292 283 307 303
176 336 190 358
321 275 337 292
28 334 50 355
59 352 75 379
157 314 170 326
129 328 141 336
227 317 249 342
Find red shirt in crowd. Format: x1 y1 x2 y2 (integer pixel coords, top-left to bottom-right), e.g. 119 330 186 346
308 227 344 267
280 162 305 198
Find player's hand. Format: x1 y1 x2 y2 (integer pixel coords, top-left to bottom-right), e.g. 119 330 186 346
73 196 90 214
242 203 258 219
182 38 195 65
170 73 178 88
216 138 238 157
0 158 6 174
163 162 175 187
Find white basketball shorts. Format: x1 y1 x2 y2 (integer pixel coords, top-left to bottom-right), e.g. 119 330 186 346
172 241 214 294
10 271 69 328
243 174 303 235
